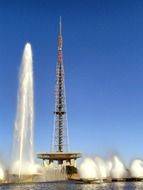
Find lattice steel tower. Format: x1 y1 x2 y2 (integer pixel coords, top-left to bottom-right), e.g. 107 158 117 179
51 17 69 152
37 17 81 167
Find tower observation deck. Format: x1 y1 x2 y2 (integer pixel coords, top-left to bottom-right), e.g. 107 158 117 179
37 17 81 168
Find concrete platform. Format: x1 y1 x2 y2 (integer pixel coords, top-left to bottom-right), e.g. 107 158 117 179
37 152 81 160
37 152 81 168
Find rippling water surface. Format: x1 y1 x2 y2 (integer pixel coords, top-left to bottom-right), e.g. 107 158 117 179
0 181 142 190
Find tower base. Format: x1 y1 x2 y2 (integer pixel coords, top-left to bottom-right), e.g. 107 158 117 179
37 152 81 168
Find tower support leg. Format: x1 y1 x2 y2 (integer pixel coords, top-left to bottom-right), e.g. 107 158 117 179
73 159 77 168
49 160 54 167
43 159 49 168
58 160 63 168
66 159 71 166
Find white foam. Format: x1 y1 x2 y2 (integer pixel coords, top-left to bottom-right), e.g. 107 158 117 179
79 155 128 180
0 165 4 180
110 156 127 179
95 157 107 179
130 160 143 178
79 158 99 179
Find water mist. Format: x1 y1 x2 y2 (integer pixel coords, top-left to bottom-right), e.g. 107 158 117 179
11 43 36 177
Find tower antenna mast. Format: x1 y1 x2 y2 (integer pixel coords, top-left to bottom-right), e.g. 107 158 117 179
37 17 81 169
59 16 62 35
52 16 69 152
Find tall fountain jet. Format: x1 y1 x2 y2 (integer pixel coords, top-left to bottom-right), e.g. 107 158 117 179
11 43 35 177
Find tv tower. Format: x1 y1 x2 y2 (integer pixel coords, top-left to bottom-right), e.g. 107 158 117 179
37 17 81 169
51 16 69 152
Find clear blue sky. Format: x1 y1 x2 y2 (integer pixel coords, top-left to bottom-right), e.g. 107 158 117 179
0 0 143 165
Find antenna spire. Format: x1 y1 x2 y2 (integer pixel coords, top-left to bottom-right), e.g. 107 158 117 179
59 16 62 35
51 17 69 152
